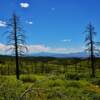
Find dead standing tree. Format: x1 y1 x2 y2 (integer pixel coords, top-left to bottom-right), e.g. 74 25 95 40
6 14 27 79
84 23 100 77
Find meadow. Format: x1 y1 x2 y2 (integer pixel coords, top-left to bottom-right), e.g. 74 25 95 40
0 56 100 100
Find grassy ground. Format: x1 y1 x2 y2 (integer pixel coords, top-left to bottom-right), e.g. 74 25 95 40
0 74 100 100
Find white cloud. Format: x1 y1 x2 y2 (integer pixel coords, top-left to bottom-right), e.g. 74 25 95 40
27 45 50 53
26 45 68 54
0 43 84 55
27 44 83 54
0 20 7 27
28 21 33 25
20 2 29 8
61 39 72 42
0 43 8 54
26 21 33 25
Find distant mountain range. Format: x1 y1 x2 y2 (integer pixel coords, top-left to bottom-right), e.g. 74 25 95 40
30 52 89 58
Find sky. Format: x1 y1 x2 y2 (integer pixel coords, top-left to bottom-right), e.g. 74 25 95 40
0 0 100 54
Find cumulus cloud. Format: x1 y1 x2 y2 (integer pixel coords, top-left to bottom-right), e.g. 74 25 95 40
20 2 29 8
0 20 7 27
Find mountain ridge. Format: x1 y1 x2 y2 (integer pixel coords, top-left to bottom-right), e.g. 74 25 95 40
29 52 89 58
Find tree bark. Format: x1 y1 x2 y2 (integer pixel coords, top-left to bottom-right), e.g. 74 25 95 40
13 14 19 79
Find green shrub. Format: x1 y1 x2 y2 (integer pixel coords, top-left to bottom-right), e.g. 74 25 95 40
49 79 65 87
65 73 88 80
65 80 82 89
48 75 58 80
83 90 100 100
0 76 25 100
20 75 37 83
65 73 80 80
91 79 100 86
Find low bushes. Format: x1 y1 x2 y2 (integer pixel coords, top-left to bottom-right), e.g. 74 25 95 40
0 75 100 100
91 78 100 86
20 75 37 83
65 81 82 88
0 76 24 100
65 72 88 80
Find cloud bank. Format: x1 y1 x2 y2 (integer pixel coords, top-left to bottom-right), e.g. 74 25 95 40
0 43 84 55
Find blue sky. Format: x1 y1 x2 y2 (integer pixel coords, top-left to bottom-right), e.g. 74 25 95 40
0 0 100 54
